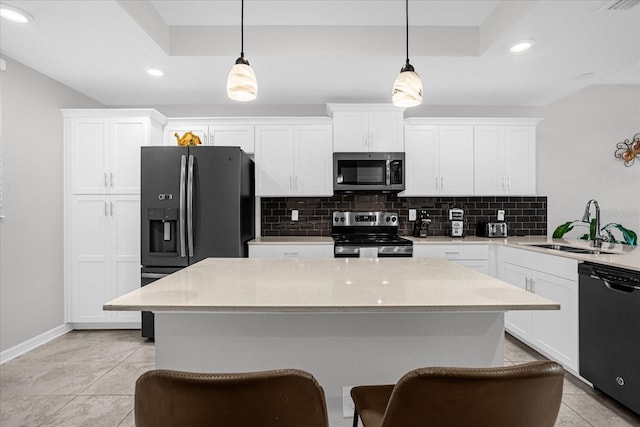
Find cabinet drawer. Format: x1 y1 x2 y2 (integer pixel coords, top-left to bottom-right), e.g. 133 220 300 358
498 246 578 281
249 244 333 259
413 244 488 260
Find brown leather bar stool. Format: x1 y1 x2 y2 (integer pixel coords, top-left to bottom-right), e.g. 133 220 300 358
135 368 329 427
351 361 564 427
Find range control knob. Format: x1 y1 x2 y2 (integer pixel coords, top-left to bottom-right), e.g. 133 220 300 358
392 216 397 222
341 217 345 222
386 216 391 222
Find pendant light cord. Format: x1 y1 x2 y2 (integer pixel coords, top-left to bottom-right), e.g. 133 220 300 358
405 0 410 65
240 0 245 58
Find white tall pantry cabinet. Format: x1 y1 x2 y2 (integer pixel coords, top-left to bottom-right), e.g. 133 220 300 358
63 109 166 327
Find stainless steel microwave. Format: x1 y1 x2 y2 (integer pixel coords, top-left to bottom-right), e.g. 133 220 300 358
333 152 405 192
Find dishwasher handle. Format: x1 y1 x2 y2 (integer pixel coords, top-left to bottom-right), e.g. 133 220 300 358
602 278 639 293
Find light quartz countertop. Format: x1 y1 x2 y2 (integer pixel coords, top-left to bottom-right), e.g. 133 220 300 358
104 257 558 313
248 235 640 271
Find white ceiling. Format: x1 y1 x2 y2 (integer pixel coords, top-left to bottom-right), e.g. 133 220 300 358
1 0 639 108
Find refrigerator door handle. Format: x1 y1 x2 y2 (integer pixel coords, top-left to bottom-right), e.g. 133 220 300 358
179 155 187 257
187 154 195 258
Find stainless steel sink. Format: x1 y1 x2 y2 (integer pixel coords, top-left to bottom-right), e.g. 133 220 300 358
528 243 617 255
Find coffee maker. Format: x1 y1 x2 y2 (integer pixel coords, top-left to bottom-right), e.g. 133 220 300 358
449 208 464 237
413 209 431 238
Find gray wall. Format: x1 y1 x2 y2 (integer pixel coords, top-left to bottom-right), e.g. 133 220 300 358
0 56 102 353
537 85 640 240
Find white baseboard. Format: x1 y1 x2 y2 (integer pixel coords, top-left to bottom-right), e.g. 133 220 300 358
70 322 141 330
1 323 73 364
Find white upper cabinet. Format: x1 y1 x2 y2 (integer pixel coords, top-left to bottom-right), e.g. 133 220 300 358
63 109 166 195
402 118 539 197
295 125 334 195
328 104 404 152
255 126 295 196
474 125 536 195
401 124 474 196
164 125 209 147
438 126 475 194
255 120 333 197
164 119 255 154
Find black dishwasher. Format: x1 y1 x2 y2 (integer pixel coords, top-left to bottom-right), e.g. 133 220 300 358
579 262 640 415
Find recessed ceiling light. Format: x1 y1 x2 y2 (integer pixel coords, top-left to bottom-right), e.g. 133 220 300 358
145 68 164 77
510 39 535 53
0 3 33 23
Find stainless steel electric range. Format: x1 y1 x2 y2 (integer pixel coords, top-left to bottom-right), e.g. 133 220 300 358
332 211 413 258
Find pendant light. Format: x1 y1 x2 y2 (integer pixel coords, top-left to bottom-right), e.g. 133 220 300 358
227 0 257 101
392 0 422 107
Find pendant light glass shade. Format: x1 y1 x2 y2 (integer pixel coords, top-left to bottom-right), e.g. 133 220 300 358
392 0 422 107
392 63 423 107
227 57 257 101
227 0 257 101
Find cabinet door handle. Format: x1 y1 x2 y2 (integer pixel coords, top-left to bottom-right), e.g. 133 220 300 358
110 172 114 188
110 202 114 217
104 173 108 188
104 201 108 217
525 278 535 292
507 176 511 192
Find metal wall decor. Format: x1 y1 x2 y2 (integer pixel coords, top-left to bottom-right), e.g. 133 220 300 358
614 133 640 167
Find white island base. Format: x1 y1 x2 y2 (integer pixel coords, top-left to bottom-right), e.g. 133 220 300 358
105 258 556 427
154 310 505 427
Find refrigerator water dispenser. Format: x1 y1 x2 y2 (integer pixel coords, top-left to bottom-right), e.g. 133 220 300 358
148 208 178 254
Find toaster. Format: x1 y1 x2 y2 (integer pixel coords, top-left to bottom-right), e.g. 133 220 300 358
477 222 508 238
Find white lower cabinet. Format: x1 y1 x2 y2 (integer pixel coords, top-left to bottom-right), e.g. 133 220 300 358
68 195 141 324
412 245 489 274
249 244 333 259
497 246 579 372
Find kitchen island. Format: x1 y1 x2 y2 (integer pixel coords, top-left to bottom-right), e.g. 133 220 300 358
104 257 558 426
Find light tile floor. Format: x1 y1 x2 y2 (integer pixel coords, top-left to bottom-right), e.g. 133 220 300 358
1 330 639 426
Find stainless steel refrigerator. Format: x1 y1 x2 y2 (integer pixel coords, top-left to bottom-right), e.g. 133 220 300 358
140 146 254 338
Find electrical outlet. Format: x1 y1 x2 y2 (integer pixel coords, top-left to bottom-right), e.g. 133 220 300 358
497 210 505 221
342 385 355 417
409 209 417 221
291 209 298 221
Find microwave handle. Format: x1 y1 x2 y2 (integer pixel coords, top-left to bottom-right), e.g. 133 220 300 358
386 160 391 186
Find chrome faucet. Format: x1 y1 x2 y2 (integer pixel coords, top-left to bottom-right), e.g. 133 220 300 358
582 199 608 248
